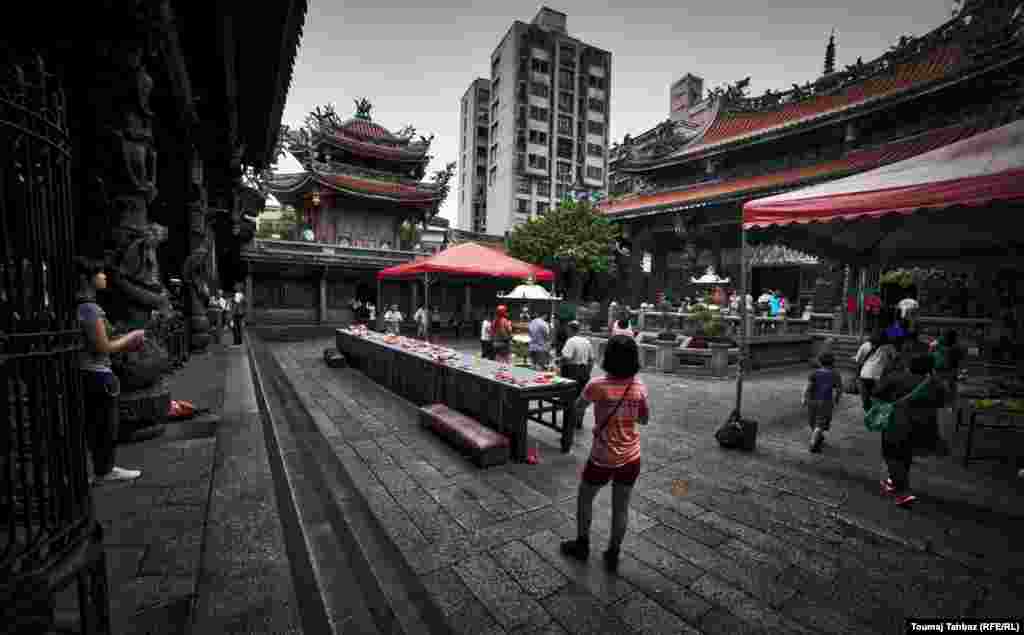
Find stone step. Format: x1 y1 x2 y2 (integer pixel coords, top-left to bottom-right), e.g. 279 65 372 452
251 336 449 635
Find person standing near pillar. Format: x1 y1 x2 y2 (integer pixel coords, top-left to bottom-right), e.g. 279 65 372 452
75 257 145 484
232 284 246 346
560 321 593 428
480 312 494 360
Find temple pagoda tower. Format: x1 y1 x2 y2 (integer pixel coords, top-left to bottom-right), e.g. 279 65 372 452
246 99 456 325
266 98 454 248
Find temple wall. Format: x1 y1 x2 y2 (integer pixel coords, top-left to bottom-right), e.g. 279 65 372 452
324 204 401 249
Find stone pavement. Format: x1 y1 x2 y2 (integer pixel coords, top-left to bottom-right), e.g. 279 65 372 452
269 336 1024 635
57 341 302 635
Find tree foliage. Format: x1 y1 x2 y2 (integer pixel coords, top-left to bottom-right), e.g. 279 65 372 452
507 199 619 293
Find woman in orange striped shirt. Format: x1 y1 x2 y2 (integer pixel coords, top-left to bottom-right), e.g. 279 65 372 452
561 335 649 572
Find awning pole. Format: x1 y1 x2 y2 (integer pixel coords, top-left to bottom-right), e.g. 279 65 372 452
424 273 431 340
858 267 867 339
734 226 749 416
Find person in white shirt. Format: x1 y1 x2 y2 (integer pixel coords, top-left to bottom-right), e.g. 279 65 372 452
560 321 593 428
857 331 897 411
384 305 403 334
480 314 493 360
413 305 428 338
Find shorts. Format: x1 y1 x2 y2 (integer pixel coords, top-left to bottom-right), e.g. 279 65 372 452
582 458 641 487
807 399 834 430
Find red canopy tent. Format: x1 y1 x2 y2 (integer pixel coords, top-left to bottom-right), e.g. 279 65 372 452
742 119 1024 264
377 242 553 281
376 243 554 336
729 119 1024 416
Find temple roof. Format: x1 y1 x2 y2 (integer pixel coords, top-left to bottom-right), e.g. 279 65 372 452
265 163 444 208
674 44 966 161
600 122 980 219
315 128 431 163
619 5 1024 171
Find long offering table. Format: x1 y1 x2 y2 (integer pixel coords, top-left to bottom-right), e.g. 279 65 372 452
336 327 577 462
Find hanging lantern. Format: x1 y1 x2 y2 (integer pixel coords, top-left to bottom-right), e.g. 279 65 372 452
311 191 321 207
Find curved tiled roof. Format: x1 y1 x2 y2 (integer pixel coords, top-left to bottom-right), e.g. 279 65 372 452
320 130 430 163
601 123 978 218
337 117 397 141
673 44 966 161
317 173 440 207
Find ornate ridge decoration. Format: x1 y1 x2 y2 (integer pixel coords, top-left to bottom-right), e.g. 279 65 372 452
353 97 372 120
718 2 1024 115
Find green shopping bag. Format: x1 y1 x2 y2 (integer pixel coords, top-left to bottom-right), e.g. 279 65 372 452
863 379 931 433
864 399 896 432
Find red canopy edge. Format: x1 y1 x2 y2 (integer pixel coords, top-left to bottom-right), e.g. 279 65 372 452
743 119 1024 229
743 167 1024 228
377 242 554 281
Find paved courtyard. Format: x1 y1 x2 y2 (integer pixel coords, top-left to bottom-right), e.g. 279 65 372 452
268 336 1024 635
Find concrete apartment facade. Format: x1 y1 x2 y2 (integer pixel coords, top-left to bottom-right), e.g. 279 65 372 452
457 78 492 233
472 7 611 235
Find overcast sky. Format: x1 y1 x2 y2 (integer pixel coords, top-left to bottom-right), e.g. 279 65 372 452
273 1 953 225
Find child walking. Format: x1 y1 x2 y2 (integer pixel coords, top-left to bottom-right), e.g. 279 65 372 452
802 352 842 453
561 335 649 573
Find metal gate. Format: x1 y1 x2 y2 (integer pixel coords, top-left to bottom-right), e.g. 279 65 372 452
1 50 111 633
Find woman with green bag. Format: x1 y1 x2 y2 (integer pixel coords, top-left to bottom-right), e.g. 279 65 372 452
869 354 949 506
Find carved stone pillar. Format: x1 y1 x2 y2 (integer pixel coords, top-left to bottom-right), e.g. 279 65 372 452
85 9 175 439
319 272 328 324
630 232 647 307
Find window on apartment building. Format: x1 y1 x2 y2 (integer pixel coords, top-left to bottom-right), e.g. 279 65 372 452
560 45 576 59
491 101 499 119
476 147 487 160
586 166 603 180
517 198 529 214
531 82 549 98
478 89 490 102
557 161 572 181
477 126 488 139
489 166 496 186
558 69 573 86
517 177 531 194
588 75 604 90
558 92 573 111
531 58 550 74
516 131 526 151
587 143 603 157
557 115 572 135
528 154 547 170
587 121 604 136
529 106 549 122
536 178 550 193
536 201 549 215
557 138 573 159
528 129 548 145
588 98 604 113
556 183 569 199
490 144 497 163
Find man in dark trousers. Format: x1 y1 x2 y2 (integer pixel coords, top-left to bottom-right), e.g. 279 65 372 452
560 321 594 429
231 285 246 346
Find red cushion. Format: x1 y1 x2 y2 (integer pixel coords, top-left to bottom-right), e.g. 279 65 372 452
422 404 509 450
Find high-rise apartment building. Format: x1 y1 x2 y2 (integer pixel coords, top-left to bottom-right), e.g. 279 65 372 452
471 7 611 235
457 78 491 233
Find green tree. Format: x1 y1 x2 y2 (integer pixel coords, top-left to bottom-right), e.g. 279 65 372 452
255 206 300 239
507 199 619 300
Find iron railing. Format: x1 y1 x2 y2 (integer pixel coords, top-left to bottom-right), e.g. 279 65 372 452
0 50 110 632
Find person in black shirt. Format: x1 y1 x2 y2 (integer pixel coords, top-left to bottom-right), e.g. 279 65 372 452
876 354 950 506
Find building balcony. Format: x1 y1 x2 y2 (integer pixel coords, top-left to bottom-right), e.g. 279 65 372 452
242 238 428 270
